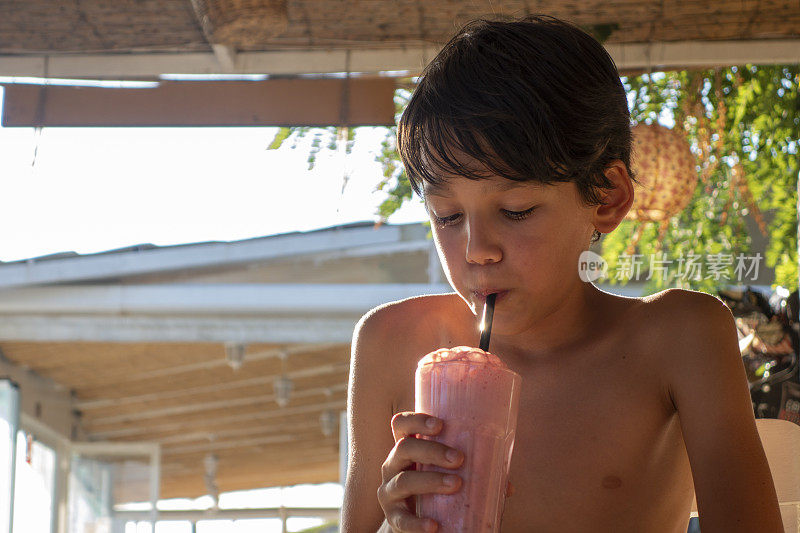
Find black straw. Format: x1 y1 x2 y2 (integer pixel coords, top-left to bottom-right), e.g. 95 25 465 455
479 293 497 351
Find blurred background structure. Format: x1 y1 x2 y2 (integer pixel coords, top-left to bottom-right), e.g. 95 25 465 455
0 1 797 532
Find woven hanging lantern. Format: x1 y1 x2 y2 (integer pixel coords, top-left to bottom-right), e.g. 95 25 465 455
627 123 697 222
192 0 288 46
624 123 697 253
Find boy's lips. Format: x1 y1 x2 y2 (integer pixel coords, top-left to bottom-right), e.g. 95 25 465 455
472 289 509 303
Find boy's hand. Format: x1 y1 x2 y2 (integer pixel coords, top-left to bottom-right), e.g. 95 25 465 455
378 412 464 532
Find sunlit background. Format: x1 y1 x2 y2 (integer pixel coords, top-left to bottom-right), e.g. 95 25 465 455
0 85 428 263
0 85 423 533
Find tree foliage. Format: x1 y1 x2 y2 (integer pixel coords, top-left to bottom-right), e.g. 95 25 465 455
608 65 798 292
268 66 798 292
267 125 355 170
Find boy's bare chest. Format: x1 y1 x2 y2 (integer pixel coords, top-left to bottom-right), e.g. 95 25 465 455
500 356 694 531
394 330 694 531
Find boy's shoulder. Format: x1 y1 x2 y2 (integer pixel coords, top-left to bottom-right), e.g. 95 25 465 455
597 287 728 331
626 287 736 366
597 287 733 359
350 293 470 405
638 287 732 329
354 292 469 349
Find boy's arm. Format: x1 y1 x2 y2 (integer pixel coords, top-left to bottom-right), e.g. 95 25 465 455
664 290 783 532
341 309 398 532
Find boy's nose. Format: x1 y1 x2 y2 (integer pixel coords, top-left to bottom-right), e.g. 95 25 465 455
465 223 502 265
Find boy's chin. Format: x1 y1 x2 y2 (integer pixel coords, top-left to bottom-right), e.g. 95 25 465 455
454 292 481 316
486 315 533 338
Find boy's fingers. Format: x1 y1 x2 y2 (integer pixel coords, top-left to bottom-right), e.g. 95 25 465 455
386 507 438 533
391 412 441 441
384 470 462 500
377 472 450 533
382 436 463 482
381 413 457 533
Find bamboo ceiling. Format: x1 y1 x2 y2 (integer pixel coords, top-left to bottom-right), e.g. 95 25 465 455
1 340 349 498
2 0 798 56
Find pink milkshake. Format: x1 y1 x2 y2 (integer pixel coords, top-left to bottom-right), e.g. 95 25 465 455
415 346 522 532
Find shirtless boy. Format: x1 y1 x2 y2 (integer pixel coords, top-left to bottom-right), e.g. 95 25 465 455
341 15 782 532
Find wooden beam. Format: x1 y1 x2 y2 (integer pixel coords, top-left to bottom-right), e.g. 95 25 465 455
79 369 348 420
156 418 322 446
80 344 343 389
87 398 346 440
1 40 798 79
83 382 347 426
160 461 339 499
115 507 341 522
1 77 396 127
103 402 343 444
75 361 349 410
164 438 340 468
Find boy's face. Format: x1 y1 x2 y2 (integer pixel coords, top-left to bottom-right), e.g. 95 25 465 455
424 174 596 336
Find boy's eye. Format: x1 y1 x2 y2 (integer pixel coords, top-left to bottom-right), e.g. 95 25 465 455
502 205 538 220
433 213 462 226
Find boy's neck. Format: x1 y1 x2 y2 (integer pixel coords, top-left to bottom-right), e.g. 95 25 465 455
493 282 610 358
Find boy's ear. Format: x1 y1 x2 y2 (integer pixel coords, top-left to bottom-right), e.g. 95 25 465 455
592 160 634 235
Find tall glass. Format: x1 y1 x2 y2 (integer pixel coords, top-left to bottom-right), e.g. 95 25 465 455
415 346 522 532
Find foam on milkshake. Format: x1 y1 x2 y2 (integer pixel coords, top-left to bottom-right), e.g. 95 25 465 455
417 346 507 368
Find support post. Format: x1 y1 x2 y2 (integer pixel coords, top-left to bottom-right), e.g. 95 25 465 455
54 442 71 533
279 505 288 533
428 242 442 285
149 445 161 527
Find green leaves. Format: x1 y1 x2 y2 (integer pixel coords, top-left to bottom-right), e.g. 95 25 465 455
267 127 292 150
265 68 797 293
266 126 356 170
616 65 798 292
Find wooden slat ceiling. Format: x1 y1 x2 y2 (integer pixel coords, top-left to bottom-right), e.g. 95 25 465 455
1 341 349 498
2 0 799 56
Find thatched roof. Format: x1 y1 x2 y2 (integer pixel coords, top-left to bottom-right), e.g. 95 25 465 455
4 0 798 55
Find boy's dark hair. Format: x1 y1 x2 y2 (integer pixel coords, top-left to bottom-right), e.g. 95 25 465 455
397 15 635 242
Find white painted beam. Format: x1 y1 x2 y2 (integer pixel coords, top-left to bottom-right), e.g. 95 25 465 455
307 239 430 262
0 314 359 343
0 47 438 78
164 432 298 455
606 39 800 70
85 382 347 427
0 224 424 288
108 343 340 382
89 399 346 440
71 441 159 457
0 283 641 343
115 507 341 522
75 361 350 410
0 283 451 315
19 414 69 449
0 40 797 79
0 356 77 440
